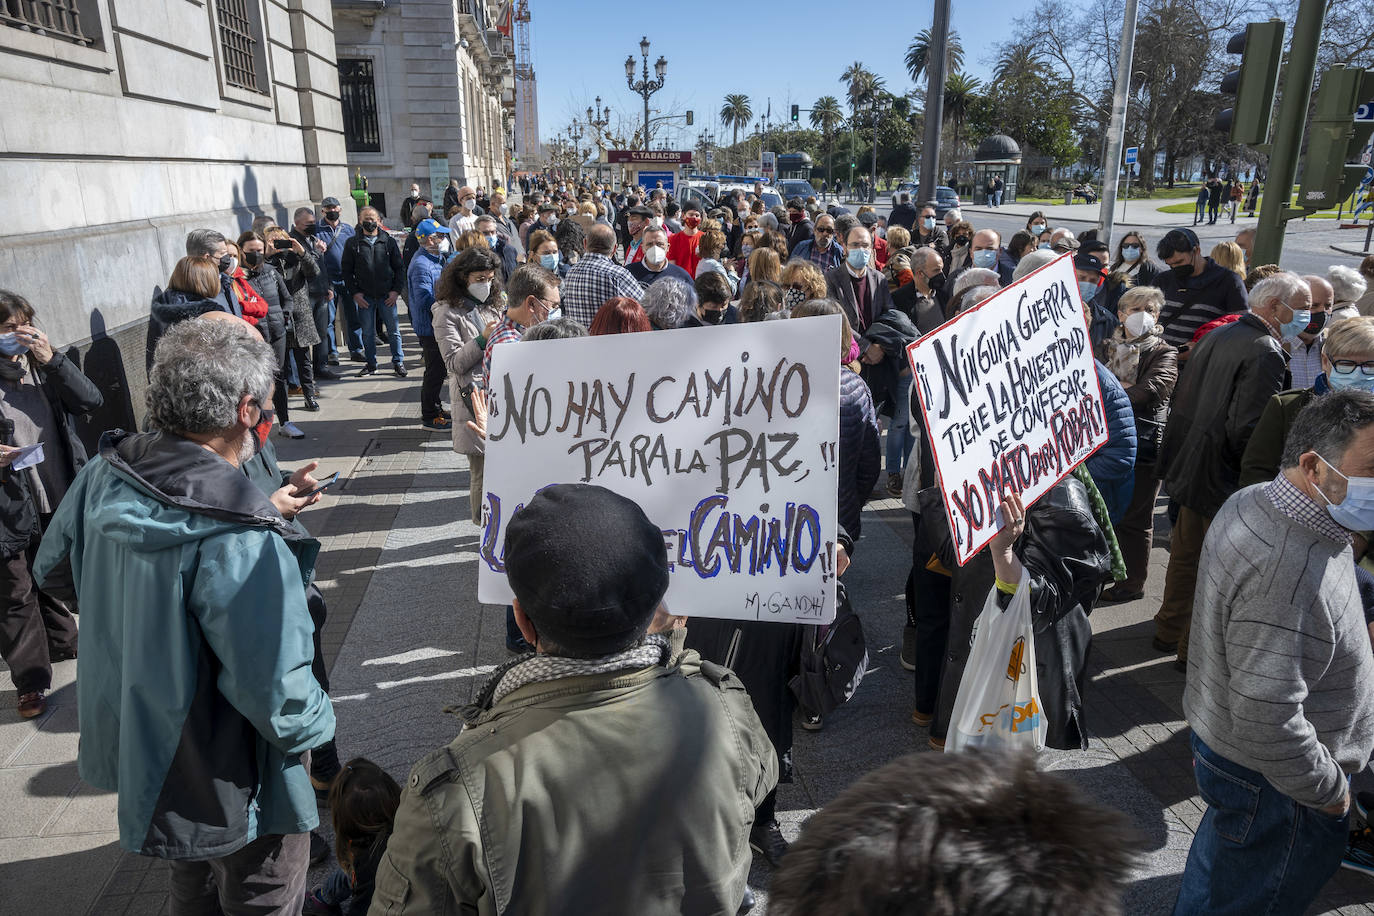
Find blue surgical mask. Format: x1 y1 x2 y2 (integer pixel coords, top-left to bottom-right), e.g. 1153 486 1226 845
1314 453 1374 531
486 234 499 249
972 249 997 269
1030 223 1046 234
1078 280 1101 303
921 217 936 231
1038 242 1052 250
1326 364 1374 393
1121 245 1141 262
847 248 871 270
539 252 560 271
1279 306 1312 341
0 333 26 357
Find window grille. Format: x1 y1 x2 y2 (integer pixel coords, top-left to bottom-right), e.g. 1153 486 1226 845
339 58 382 153
1 0 93 45
217 0 259 91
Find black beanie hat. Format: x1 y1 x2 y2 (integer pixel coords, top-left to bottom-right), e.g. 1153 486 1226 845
504 484 669 657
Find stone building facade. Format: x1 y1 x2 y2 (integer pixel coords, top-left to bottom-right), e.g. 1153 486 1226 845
331 0 513 221
0 0 349 432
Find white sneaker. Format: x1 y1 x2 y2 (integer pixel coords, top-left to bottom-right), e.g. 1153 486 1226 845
277 422 305 439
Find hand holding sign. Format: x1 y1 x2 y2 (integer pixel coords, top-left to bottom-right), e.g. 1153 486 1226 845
907 254 1108 566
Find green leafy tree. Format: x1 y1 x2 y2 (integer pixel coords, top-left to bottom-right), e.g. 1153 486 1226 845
943 72 981 179
810 95 845 184
719 94 753 170
906 28 964 83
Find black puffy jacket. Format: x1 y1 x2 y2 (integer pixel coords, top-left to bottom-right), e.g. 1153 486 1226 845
923 475 1112 749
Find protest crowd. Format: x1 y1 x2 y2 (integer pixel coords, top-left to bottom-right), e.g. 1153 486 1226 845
8 171 1374 916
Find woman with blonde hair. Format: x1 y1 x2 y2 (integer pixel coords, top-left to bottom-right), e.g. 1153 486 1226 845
885 225 911 252
1209 241 1246 280
694 226 738 295
781 260 826 313
746 247 782 287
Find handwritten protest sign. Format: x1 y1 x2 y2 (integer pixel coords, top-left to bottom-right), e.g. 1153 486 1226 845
477 315 842 624
907 254 1107 566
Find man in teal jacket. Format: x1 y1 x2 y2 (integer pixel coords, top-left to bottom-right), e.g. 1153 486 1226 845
35 318 334 912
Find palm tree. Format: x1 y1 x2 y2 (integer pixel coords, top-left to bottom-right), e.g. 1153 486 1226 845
942 72 981 183
905 28 964 84
993 42 1045 87
810 95 845 192
719 94 752 170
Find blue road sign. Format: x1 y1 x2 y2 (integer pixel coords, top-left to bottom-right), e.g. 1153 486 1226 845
1124 146 1139 165
1357 102 1374 123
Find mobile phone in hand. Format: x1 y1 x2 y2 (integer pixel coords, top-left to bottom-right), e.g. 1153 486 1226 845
297 472 340 499
273 238 294 250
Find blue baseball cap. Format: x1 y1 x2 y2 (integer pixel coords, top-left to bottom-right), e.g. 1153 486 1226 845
415 218 451 238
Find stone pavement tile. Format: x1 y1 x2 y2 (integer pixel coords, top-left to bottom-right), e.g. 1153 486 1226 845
0 833 122 916
0 762 83 839
44 780 117 836
6 703 80 767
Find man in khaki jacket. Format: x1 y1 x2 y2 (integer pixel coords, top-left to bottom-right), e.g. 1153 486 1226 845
370 484 778 916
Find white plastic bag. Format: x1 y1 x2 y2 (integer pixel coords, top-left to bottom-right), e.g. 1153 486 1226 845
945 571 1047 753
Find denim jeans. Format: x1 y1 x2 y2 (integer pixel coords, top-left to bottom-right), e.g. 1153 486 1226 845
318 867 353 906
1173 733 1349 915
885 374 914 475
337 283 364 357
313 295 335 370
360 296 403 369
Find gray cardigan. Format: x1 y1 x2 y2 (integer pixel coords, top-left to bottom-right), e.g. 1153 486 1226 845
1184 481 1374 809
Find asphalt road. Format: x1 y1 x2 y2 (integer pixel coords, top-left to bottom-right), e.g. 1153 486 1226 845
851 199 1371 278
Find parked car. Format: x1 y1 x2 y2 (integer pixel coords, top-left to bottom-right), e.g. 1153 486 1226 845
889 181 918 207
779 179 817 202
889 183 960 218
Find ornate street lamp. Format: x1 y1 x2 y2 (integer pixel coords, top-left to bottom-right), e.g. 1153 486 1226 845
626 35 666 148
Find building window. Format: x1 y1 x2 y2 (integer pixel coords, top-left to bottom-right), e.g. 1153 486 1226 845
339 58 382 153
1 0 94 45
216 0 260 91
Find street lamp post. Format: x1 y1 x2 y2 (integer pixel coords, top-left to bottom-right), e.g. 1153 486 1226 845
569 120 584 181
587 97 610 183
625 36 666 148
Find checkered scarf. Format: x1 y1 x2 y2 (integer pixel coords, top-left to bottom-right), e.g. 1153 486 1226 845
490 635 669 704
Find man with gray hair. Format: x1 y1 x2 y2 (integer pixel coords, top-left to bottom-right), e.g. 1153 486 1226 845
1175 389 1374 913
559 223 643 328
641 276 697 330
35 318 334 912
1154 270 1306 668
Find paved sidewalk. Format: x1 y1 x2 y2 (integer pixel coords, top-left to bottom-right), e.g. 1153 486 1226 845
3 345 1374 915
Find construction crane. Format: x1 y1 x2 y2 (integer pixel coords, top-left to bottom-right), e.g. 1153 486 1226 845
513 0 540 169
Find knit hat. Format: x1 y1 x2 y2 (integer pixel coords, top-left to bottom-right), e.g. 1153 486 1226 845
504 484 669 657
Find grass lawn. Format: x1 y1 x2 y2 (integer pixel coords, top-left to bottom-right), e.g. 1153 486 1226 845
1156 197 1346 219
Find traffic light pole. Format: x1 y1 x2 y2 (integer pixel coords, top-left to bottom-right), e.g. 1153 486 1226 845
917 0 951 205
1252 0 1326 267
1097 0 1139 248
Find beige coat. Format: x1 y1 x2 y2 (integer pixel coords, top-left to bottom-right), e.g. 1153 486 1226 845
431 296 500 455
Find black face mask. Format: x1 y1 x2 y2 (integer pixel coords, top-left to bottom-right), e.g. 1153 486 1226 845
953 236 969 247
243 250 262 267
302 223 318 236
701 308 725 325
323 210 341 222
926 273 946 291
1304 310 1328 335
361 220 378 233
218 253 235 273
1171 260 1196 282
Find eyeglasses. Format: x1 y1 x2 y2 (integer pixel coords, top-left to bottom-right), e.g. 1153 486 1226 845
815 227 834 234
1331 359 1374 377
534 296 559 314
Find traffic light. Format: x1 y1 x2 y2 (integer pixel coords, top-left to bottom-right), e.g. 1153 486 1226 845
686 109 693 126
1214 20 1285 146
1298 65 1374 210
790 104 799 122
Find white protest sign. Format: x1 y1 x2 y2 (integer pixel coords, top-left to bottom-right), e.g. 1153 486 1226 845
907 254 1107 566
477 315 842 624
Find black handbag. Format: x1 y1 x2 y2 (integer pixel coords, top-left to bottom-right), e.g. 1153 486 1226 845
789 581 868 715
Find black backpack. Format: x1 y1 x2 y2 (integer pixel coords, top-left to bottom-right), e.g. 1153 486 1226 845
789 581 868 716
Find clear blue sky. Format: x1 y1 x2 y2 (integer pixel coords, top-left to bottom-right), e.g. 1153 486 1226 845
527 1 1017 150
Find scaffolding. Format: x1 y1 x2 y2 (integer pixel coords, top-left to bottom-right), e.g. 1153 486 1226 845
513 0 540 170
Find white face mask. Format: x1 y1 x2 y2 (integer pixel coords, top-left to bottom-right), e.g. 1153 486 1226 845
644 245 667 267
437 237 451 255
410 188 420 198
468 280 491 301
1123 311 1155 338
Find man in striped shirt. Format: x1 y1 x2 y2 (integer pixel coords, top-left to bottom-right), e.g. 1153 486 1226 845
1174 389 1374 914
1155 227 1248 350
